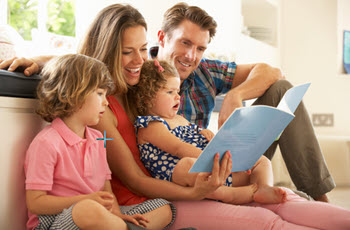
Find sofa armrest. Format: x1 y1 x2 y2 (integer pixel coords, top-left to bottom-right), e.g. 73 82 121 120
0 70 41 98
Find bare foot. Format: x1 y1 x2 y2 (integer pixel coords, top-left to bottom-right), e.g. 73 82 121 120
314 194 329 203
222 184 258 205
253 186 287 204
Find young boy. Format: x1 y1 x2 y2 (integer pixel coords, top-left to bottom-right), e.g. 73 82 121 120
25 54 148 230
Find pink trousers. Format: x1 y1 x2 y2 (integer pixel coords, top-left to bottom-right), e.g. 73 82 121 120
169 188 350 230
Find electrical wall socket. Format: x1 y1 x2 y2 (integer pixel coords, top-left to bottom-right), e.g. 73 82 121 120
312 113 334 127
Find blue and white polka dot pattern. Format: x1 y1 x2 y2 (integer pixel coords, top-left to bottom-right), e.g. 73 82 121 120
135 115 232 186
138 141 179 181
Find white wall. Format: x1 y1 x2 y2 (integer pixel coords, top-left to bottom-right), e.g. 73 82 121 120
242 0 278 46
280 0 350 136
75 0 241 59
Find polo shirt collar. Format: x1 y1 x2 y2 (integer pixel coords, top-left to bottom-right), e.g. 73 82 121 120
51 118 97 178
51 118 95 147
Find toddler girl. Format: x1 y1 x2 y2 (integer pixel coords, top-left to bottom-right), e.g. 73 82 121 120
132 60 287 205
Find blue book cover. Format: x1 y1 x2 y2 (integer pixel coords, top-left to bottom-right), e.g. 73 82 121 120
189 83 311 173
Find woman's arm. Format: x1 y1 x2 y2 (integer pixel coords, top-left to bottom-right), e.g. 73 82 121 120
26 190 114 215
0 55 55 75
93 108 231 201
138 121 202 158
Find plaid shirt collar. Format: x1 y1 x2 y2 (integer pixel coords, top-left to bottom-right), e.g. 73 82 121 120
180 72 195 94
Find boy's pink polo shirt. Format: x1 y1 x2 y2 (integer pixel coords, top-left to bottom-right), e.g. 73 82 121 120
24 118 111 230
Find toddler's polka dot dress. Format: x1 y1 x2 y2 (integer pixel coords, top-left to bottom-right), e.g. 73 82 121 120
135 115 232 186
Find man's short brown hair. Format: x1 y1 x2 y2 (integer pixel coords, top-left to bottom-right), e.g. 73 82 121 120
161 2 217 42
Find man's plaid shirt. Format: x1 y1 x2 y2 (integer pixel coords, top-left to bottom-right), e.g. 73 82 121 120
178 58 237 128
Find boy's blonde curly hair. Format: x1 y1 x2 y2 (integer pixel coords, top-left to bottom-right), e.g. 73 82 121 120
130 60 178 116
37 54 114 122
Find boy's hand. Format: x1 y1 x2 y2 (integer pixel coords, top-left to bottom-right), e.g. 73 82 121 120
86 191 114 210
199 129 215 142
120 214 149 228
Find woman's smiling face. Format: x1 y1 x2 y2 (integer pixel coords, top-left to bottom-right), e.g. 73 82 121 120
121 25 148 86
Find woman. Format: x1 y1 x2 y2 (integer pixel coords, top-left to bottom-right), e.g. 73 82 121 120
1 4 231 230
2 4 350 230
77 4 231 229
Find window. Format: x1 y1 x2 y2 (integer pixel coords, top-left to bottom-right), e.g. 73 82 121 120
6 0 75 41
7 0 38 40
47 0 75 37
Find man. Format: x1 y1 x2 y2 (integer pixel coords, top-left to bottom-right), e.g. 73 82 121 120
152 2 334 202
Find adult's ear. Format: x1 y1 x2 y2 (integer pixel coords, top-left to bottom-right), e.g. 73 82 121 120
157 30 166 47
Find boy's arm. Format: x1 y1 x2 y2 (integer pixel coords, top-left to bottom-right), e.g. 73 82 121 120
26 189 114 215
104 180 149 227
103 180 122 216
138 121 202 159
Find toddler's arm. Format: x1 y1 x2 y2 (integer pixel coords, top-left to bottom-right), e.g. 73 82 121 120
138 121 202 158
199 129 215 142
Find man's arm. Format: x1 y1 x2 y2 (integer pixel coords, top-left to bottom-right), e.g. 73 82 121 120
218 63 285 128
0 55 55 76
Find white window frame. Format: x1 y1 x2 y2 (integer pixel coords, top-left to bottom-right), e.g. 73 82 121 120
0 0 7 24
37 0 48 34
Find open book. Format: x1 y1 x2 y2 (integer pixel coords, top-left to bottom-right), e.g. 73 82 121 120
189 83 311 173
